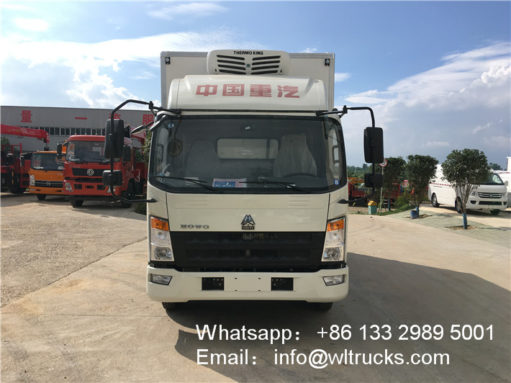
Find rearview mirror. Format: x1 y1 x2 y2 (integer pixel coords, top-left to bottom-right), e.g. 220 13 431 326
364 127 384 164
56 144 62 155
104 119 125 159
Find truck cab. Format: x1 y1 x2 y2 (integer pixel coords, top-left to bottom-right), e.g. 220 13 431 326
62 134 143 208
28 151 64 200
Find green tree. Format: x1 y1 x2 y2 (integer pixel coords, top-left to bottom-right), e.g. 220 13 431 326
489 162 502 171
406 155 438 216
442 149 490 229
382 157 406 195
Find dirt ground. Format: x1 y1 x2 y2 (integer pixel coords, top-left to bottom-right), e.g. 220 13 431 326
1 194 510 382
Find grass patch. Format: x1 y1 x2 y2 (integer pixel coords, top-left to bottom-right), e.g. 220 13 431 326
378 204 414 216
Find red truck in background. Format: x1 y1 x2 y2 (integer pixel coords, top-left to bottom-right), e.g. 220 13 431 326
1 124 49 194
348 177 368 204
60 133 146 208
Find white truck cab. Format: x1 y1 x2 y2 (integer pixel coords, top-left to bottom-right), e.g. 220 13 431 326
103 50 384 311
428 167 508 214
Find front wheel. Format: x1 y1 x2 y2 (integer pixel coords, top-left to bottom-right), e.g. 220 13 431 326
37 194 46 201
431 193 439 207
490 210 501 216
71 199 84 208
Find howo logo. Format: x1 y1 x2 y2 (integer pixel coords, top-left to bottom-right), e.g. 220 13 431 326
180 224 210 230
241 214 255 231
86 168 95 176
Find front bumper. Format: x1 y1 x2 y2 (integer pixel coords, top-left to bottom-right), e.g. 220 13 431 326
146 266 349 303
467 199 507 211
28 187 64 195
64 180 110 197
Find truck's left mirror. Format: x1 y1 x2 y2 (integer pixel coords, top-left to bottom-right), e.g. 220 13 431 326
56 144 62 155
104 119 125 159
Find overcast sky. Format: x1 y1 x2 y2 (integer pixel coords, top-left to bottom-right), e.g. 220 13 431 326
1 1 510 166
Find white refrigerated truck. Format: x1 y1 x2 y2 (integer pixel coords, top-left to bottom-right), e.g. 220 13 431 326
103 50 383 311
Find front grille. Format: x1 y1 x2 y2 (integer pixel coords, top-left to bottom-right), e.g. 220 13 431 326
170 231 327 271
478 192 503 199
479 201 503 206
72 177 102 183
72 168 105 177
35 181 63 188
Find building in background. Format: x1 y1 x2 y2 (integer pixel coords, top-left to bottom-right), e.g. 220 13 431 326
1 106 153 152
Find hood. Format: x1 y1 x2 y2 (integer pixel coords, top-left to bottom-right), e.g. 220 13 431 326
166 193 330 232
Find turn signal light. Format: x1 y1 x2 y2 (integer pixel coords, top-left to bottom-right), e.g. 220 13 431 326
151 216 169 231
327 218 344 231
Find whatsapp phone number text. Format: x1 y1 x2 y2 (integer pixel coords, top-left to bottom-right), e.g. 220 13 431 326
317 324 494 342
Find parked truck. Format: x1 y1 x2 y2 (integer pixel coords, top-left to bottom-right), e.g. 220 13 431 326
1 124 49 194
60 133 145 208
103 50 383 311
28 150 65 200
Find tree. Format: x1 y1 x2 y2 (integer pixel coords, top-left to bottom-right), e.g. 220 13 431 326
489 162 502 171
442 149 490 229
406 155 438 216
382 157 406 196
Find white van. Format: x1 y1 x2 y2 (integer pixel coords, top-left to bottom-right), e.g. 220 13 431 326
495 170 511 206
428 167 508 214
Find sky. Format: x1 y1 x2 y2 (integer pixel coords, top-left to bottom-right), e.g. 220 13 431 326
1 0 510 167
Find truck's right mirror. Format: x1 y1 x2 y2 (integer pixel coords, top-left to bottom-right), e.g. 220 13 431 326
56 143 62 156
364 127 384 164
104 119 125 159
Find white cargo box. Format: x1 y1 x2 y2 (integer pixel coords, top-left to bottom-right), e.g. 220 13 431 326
160 50 335 110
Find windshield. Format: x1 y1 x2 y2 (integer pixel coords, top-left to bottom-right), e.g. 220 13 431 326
31 153 63 171
65 140 106 163
150 115 346 193
483 173 504 185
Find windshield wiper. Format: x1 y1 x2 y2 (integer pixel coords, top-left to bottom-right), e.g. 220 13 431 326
153 176 218 191
239 178 310 192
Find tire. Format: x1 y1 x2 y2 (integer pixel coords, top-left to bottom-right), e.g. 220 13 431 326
9 184 25 194
120 181 135 208
162 302 179 311
37 194 46 201
71 199 84 208
431 193 439 207
455 198 462 214
490 210 500 216
310 302 333 312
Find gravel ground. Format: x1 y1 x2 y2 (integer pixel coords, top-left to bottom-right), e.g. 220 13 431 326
1 194 146 306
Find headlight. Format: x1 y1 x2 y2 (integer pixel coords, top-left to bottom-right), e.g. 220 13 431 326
322 217 346 262
150 216 174 262
29 175 35 186
64 182 73 192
